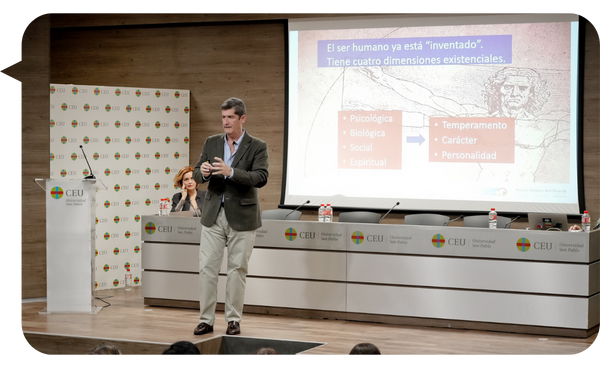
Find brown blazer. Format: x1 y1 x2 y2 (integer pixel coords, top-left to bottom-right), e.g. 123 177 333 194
193 131 269 231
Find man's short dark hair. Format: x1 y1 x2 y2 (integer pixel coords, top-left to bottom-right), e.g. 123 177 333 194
221 97 246 118
162 341 201 354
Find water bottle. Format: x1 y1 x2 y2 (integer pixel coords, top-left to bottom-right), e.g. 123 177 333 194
582 211 591 232
159 198 170 216
164 198 170 216
318 204 325 222
125 273 132 291
489 208 497 229
325 204 333 222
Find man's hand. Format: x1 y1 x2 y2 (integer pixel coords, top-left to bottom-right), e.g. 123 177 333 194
212 157 232 177
200 161 214 177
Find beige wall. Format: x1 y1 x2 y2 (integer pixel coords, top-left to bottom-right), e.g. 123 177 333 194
13 14 599 298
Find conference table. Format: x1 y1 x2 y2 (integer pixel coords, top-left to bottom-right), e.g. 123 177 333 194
141 215 599 337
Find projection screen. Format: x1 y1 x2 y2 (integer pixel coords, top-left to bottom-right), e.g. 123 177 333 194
284 14 583 214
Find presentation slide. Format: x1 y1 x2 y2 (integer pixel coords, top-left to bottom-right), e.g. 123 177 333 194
285 15 581 214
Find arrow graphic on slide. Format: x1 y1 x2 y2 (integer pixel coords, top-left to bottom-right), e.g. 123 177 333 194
407 134 425 146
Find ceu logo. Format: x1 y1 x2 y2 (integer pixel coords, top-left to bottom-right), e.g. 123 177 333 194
146 136 152 144
83 103 90 111
71 153 78 161
155 121 161 129
165 106 171 113
113 279 119 288
154 183 161 190
351 231 364 244
104 232 110 240
50 186 64 199
105 104 111 112
72 86 78 95
145 222 156 235
175 91 180 98
50 85 56 94
61 136 67 144
135 121 141 129
146 105 152 113
61 103 67 111
145 167 151 175
94 120 100 128
104 200 110 208
83 169 89 177
60 169 67 177
174 152 180 159
284 228 297 241
135 152 141 160
126 105 132 113
134 277 140 285
174 121 180 129
115 120 121 128
50 153 54 161
135 215 141 222
155 90 161 98
114 184 120 192
155 152 161 159
104 168 111 176
145 198 151 206
126 168 132 176
184 137 189 144
50 119 55 128
114 215 120 224
517 238 531 252
165 136 171 144
83 136 89 144
94 87 100 96
103 264 109 272
71 120 78 128
184 106 190 114
165 167 171 174
125 199 131 207
134 245 141 253
432 234 445 248
113 247 120 255
124 262 131 271
134 183 140 191
115 88 121 96
126 136 131 144
135 89 141 97
93 152 99 160
125 231 131 239
105 136 111 144
114 152 120 160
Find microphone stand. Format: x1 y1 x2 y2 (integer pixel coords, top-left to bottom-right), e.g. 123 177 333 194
443 215 464 226
379 202 400 223
504 216 520 229
284 200 310 220
79 145 96 179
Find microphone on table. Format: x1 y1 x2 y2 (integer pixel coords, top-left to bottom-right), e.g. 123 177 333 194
79 145 96 179
284 200 310 220
379 202 400 223
443 215 464 226
504 216 520 229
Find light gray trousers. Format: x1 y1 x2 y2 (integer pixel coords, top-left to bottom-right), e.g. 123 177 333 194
198 207 256 325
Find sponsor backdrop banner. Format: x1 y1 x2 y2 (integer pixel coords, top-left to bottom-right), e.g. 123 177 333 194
50 84 190 290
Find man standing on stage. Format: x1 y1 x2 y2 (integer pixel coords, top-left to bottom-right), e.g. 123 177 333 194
192 97 269 336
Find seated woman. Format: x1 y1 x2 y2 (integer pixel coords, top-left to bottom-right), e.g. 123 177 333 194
171 166 205 217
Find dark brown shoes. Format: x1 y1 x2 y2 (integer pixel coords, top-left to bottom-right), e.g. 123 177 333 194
193 322 214 335
194 321 239 335
226 321 240 335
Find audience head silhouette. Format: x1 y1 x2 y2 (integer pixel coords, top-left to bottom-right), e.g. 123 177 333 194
350 342 381 358
88 344 121 358
163 341 201 358
255 347 278 354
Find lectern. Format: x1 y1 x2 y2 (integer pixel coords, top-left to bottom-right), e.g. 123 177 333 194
35 178 106 314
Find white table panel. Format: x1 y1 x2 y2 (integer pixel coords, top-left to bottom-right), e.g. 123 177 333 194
347 253 597 296
347 283 592 329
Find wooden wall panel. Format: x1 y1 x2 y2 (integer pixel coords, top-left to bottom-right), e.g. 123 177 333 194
15 14 600 297
50 20 286 213
20 15 50 298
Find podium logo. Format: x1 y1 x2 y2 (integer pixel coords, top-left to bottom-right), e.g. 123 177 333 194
145 222 156 234
516 238 531 252
50 186 64 199
285 228 297 241
351 231 364 244
287 229 314 240
432 234 445 248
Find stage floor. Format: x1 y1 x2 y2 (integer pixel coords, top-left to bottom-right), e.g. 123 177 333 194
22 286 597 355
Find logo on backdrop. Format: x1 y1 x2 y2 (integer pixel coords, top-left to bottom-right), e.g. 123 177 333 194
284 228 297 241
351 231 364 244
432 234 445 248
516 238 531 252
50 186 63 199
145 222 156 235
